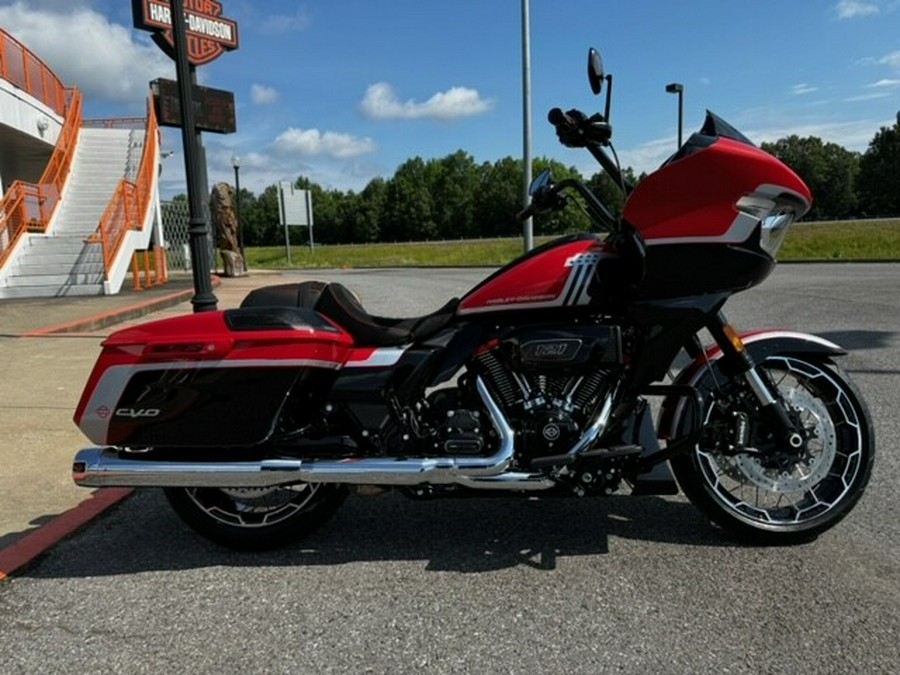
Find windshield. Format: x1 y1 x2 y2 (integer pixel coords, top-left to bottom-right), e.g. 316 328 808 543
660 111 756 169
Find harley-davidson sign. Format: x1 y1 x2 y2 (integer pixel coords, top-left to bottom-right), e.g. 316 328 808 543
133 0 239 66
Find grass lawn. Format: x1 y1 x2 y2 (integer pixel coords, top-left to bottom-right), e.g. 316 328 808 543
244 219 900 269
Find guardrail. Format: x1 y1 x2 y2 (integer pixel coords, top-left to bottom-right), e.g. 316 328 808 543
0 89 81 268
0 28 68 116
92 100 160 278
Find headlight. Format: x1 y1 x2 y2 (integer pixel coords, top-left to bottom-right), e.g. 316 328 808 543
759 212 794 258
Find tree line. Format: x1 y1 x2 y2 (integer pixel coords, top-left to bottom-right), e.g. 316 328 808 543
188 123 900 247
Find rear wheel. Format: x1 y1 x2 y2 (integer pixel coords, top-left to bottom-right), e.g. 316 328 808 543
671 356 874 544
164 483 347 550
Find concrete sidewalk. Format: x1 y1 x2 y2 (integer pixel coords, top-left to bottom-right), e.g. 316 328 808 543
0 270 293 566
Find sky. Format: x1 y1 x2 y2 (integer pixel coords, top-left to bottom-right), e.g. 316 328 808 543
1 0 899 199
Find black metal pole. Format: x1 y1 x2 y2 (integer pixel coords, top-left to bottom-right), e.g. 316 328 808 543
666 83 685 149
171 0 217 312
233 163 245 263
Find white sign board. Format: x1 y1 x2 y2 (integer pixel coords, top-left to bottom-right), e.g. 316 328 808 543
278 182 314 259
278 182 313 226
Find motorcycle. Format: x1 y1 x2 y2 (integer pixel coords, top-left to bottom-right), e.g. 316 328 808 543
72 48 874 550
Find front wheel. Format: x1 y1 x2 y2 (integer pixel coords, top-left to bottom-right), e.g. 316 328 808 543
164 483 347 550
671 356 874 544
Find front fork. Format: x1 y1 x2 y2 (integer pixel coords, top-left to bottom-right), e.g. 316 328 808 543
704 313 805 455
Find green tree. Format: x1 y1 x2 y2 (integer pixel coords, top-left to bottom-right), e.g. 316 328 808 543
381 157 437 241
430 150 480 239
241 184 281 246
587 166 637 221
532 158 590 234
348 178 386 243
476 156 524 237
761 136 860 220
858 124 900 217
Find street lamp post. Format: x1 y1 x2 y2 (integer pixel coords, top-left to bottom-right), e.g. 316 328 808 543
169 0 217 312
231 154 245 266
666 82 684 149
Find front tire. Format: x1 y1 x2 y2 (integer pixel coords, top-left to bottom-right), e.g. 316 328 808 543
671 356 874 544
164 483 347 550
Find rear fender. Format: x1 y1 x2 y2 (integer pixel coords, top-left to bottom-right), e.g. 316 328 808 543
657 330 845 440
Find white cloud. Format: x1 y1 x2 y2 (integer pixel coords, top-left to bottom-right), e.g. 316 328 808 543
251 84 280 105
0 2 173 106
879 50 900 69
836 0 881 18
613 118 887 178
273 127 376 159
361 82 494 121
791 83 819 96
260 9 311 34
747 119 884 153
866 78 900 88
844 92 891 102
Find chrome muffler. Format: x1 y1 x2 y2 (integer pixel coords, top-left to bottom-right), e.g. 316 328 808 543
73 377 556 492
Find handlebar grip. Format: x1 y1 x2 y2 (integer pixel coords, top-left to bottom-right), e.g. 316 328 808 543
548 107 569 126
549 107 593 148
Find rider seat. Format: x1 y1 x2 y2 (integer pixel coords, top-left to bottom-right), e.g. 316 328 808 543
240 281 459 347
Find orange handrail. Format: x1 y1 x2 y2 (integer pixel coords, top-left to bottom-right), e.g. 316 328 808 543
93 100 160 276
0 89 81 268
0 28 68 116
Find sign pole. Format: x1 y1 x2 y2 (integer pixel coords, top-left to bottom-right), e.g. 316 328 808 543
307 192 315 253
279 185 292 266
170 0 218 312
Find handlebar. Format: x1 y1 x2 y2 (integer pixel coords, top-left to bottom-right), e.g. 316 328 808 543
517 177 619 232
548 108 612 146
548 107 632 195
516 105 635 230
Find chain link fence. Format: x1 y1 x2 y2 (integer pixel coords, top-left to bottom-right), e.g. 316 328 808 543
161 200 216 271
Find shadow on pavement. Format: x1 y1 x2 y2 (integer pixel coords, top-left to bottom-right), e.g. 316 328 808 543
818 330 895 351
23 489 742 579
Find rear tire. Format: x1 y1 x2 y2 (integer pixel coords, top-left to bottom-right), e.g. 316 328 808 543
671 356 874 544
164 483 347 550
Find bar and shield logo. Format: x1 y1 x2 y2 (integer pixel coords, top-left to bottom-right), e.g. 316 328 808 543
132 0 239 66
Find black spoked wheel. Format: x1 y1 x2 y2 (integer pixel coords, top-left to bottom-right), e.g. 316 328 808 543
164 483 347 550
671 356 874 544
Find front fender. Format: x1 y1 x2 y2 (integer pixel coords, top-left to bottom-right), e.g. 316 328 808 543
657 330 845 440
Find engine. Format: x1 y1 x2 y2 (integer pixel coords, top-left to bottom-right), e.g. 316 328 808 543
428 324 625 466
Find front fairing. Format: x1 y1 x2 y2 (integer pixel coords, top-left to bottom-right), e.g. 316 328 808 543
624 111 811 246
622 112 811 299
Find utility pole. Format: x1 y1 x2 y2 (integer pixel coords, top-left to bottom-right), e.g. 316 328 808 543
521 0 533 252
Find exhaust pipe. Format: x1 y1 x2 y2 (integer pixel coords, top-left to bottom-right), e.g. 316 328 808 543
73 377 556 492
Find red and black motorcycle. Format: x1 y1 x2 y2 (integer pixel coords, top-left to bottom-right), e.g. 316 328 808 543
72 49 874 549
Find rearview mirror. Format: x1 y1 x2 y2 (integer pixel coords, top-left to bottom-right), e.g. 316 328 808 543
588 48 604 96
528 170 553 197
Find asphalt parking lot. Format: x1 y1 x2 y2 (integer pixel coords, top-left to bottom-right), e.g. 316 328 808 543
0 264 898 673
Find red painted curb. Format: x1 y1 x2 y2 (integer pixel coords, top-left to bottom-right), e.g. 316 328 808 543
21 290 194 337
0 488 134 581
20 277 222 337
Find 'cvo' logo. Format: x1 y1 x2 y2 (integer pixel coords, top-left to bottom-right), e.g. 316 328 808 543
114 408 162 419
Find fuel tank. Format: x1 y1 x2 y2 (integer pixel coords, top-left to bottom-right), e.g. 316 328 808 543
457 234 620 316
